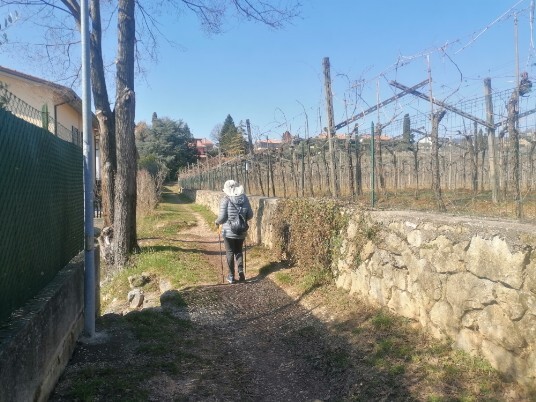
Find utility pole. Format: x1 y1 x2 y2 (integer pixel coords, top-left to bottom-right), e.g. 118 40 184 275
81 0 95 338
323 57 338 197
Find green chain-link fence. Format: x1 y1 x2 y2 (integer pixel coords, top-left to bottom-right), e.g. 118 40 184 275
0 102 83 323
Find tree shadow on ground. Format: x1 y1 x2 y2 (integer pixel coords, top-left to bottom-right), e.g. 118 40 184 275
50 275 419 401
52 189 529 401
137 244 223 257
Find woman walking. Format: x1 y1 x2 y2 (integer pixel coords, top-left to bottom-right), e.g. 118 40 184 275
215 180 254 283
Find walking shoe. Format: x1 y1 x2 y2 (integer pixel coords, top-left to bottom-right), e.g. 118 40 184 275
227 275 236 284
238 272 246 282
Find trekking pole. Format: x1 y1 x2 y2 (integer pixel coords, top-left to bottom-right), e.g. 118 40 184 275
244 237 247 279
218 229 225 284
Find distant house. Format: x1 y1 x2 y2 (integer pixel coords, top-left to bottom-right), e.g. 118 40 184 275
520 131 536 147
255 139 283 150
194 138 214 158
357 134 391 142
417 136 432 145
0 65 100 177
316 132 352 141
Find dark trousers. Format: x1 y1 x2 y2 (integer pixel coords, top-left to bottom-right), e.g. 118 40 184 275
223 237 244 278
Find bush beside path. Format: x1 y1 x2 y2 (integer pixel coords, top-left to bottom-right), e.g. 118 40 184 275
49 187 532 401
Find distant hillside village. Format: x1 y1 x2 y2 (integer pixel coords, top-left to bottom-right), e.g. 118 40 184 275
195 128 536 159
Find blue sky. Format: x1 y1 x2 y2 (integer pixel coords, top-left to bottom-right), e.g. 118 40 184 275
1 0 534 141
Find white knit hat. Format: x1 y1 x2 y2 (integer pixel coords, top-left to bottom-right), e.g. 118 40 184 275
223 180 244 197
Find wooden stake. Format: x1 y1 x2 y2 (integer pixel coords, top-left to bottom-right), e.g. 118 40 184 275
323 57 339 197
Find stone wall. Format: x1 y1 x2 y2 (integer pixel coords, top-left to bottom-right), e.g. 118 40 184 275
336 210 536 388
0 252 97 402
184 189 536 387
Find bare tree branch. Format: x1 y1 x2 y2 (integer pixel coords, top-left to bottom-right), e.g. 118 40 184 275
232 0 300 28
0 0 73 18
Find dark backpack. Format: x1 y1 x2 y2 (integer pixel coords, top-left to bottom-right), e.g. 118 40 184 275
227 198 249 235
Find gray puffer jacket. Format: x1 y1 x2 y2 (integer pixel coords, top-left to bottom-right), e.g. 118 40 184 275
215 194 254 239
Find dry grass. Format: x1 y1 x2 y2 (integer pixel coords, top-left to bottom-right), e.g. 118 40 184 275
356 188 536 224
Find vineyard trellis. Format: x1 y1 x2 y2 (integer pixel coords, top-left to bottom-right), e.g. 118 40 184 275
179 75 536 223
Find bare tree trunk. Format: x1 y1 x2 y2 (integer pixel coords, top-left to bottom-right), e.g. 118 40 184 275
113 0 138 267
315 161 323 195
412 148 419 199
346 138 355 199
355 133 362 196
472 122 479 193
484 78 500 202
269 150 276 197
375 123 385 194
321 143 330 194
307 141 314 197
279 149 287 198
290 146 298 197
300 142 305 197
480 145 486 192
464 130 478 194
499 134 508 199
528 140 536 191
266 152 271 196
431 109 446 211
507 88 523 219
257 155 265 196
90 0 116 227
385 146 398 194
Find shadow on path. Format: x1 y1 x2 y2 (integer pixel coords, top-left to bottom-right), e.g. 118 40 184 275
49 192 420 401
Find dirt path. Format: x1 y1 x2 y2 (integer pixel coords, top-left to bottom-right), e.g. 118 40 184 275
150 211 360 401
50 208 358 401
50 203 528 401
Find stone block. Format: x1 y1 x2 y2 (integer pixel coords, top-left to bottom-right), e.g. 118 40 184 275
349 270 368 297
429 300 456 338
495 285 527 321
466 236 525 289
480 340 523 383
128 289 145 309
477 305 526 352
455 328 481 355
423 235 468 273
382 232 406 255
407 229 422 247
369 276 389 305
445 273 495 318
388 289 417 320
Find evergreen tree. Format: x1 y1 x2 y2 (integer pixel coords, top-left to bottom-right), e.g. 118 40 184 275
136 116 197 180
402 113 413 149
219 114 246 155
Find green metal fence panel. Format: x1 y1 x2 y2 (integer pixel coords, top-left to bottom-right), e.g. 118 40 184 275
0 108 83 324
